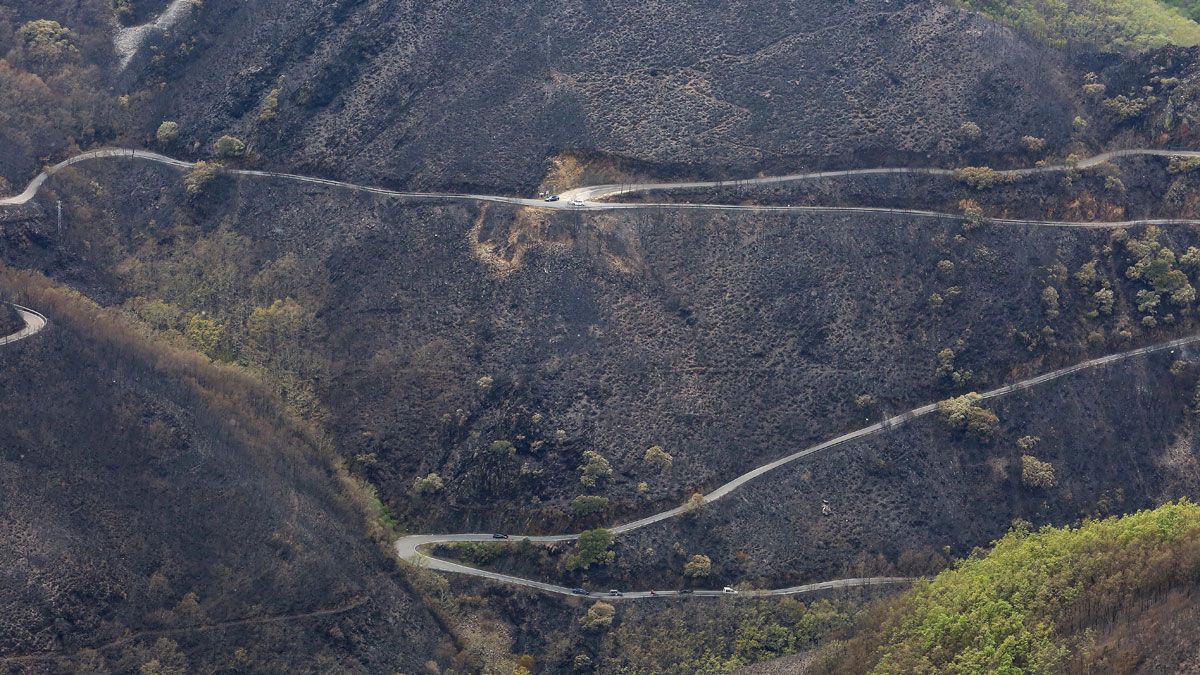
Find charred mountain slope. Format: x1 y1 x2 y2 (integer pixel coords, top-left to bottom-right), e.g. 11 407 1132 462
120 0 1079 192
0 272 452 673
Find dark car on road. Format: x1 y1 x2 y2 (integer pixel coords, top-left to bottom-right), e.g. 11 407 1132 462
572 587 588 595
492 533 508 539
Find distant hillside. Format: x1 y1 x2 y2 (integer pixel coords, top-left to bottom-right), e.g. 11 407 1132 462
106 0 1078 193
957 0 1200 52
817 500 1200 673
0 269 452 673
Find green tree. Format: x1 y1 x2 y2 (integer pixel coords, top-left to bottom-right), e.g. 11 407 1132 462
960 199 985 229
954 166 1015 189
839 501 1200 673
214 135 247 158
579 450 613 487
580 601 616 630
15 20 79 70
935 345 972 387
487 440 515 458
184 313 224 358
684 554 713 578
567 528 614 570
956 0 1200 52
937 393 999 442
1020 135 1046 152
571 495 609 517
1042 286 1061 320
183 161 221 196
156 121 180 146
1074 261 1099 288
127 297 182 331
246 298 308 368
1093 287 1115 316
259 88 281 122
643 445 673 471
413 473 444 496
1020 455 1057 488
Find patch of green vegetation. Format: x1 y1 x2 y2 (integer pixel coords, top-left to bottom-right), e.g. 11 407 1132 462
566 528 614 571
956 0 1200 52
117 228 330 420
1162 0 1200 21
825 500 1200 673
937 393 1000 442
605 598 855 674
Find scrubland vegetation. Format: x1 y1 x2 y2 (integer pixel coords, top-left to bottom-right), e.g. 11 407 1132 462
819 501 1200 673
600 598 857 674
0 9 116 189
957 0 1200 52
11 0 1200 671
1163 0 1200 19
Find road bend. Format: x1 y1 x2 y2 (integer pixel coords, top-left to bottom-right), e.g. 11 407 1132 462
5 147 1200 229
397 330 1200 599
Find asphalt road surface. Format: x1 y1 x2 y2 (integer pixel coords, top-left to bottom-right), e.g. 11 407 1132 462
6 147 1200 230
0 305 47 347
396 330 1200 598
6 146 1200 599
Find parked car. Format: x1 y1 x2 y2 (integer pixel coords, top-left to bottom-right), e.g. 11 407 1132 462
722 586 738 594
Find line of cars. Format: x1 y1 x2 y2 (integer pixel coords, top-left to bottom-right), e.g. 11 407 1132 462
570 587 738 597
542 194 585 207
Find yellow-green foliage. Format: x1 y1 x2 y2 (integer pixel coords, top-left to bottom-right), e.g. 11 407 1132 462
184 161 221 196
607 599 854 674
1163 0 1200 20
937 393 1000 441
954 166 1017 190
580 601 616 630
115 228 330 419
566 528 614 570
1168 155 1200 173
15 20 80 70
845 501 1200 674
956 0 1200 52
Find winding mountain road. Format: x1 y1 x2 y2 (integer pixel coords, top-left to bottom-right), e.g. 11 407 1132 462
0 305 47 347
558 148 1200 202
396 330 1200 598
6 148 1200 230
6 147 1200 600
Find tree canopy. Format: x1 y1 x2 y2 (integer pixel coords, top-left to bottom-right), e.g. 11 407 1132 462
957 0 1200 52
